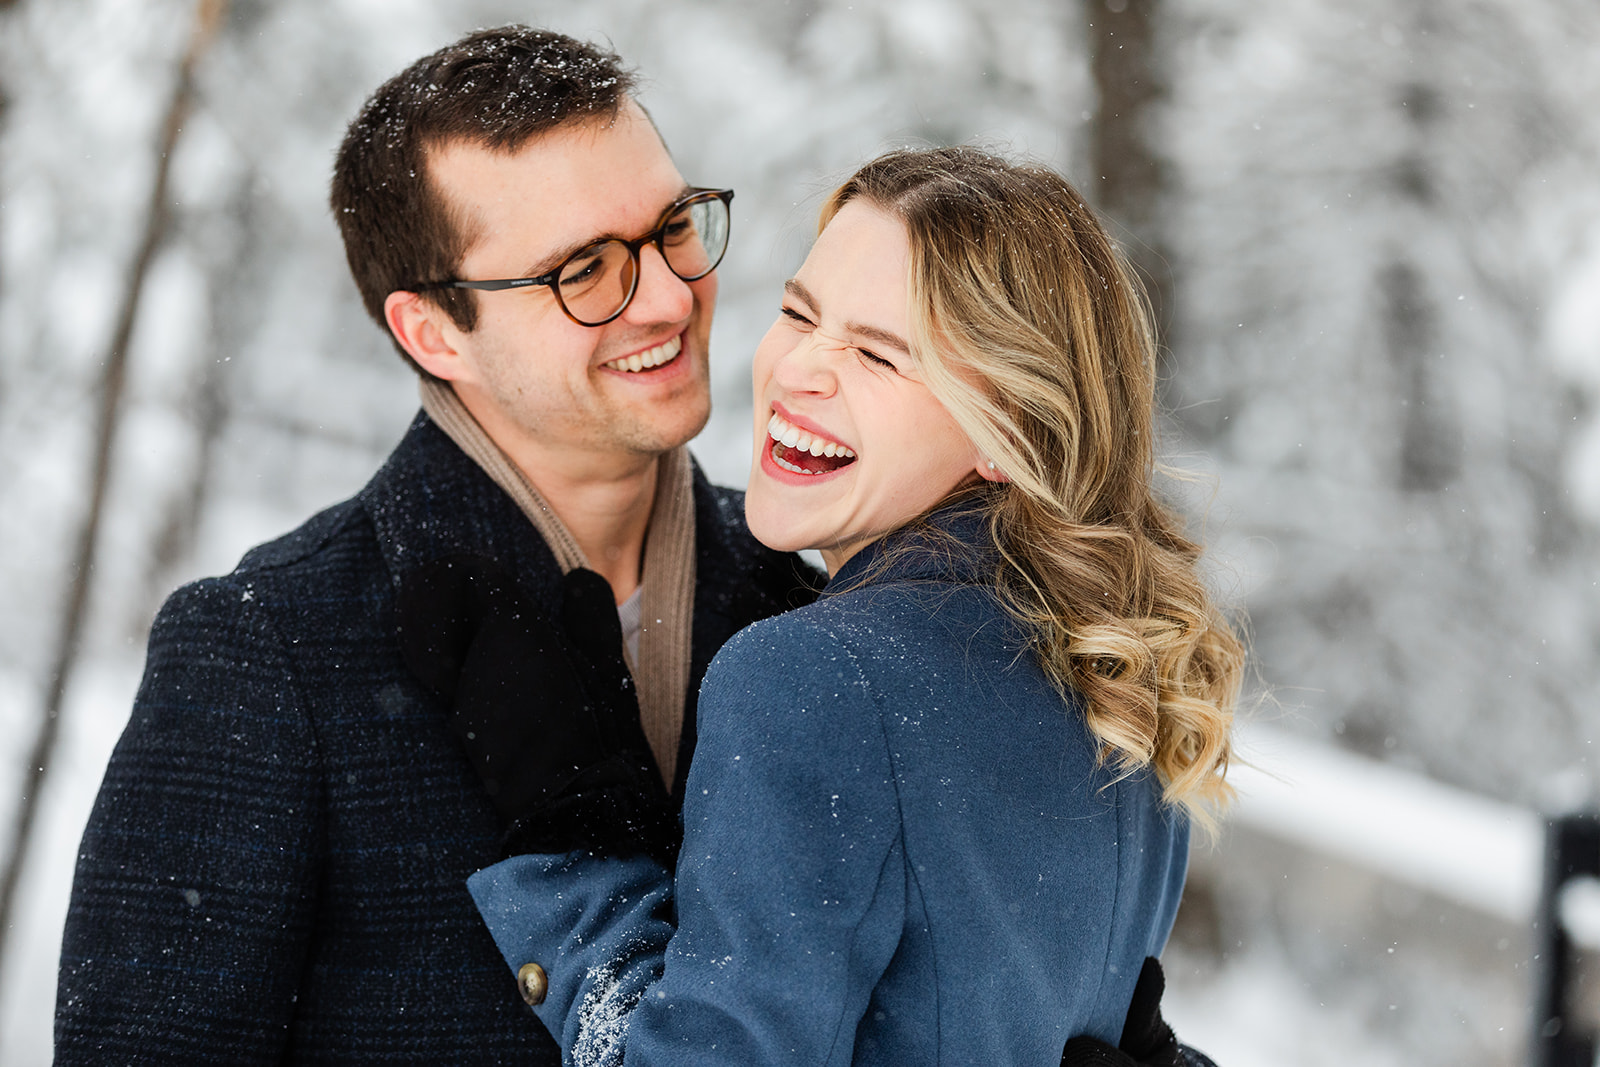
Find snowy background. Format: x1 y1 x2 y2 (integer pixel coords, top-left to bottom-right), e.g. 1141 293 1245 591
2 0 1599 1062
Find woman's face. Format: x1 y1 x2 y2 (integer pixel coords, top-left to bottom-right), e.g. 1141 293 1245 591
745 199 988 574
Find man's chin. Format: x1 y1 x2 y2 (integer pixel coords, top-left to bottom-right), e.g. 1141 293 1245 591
647 383 712 452
619 403 712 457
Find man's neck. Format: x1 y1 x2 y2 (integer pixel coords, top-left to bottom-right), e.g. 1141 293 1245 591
457 391 659 604
522 456 657 603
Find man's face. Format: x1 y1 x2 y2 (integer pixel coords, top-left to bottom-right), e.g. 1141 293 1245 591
423 101 715 470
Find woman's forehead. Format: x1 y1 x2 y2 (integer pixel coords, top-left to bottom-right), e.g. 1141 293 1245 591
795 202 910 326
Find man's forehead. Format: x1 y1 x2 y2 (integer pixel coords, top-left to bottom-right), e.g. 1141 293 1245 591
426 107 685 264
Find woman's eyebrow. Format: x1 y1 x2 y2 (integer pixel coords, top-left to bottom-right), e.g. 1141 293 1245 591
844 321 910 354
783 278 817 308
784 278 909 353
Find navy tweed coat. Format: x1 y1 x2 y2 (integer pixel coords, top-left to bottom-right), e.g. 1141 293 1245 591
469 510 1189 1066
55 412 814 1064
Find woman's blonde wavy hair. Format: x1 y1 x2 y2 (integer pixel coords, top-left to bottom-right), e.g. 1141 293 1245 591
822 146 1243 832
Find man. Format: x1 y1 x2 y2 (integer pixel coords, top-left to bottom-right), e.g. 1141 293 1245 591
56 26 813 1063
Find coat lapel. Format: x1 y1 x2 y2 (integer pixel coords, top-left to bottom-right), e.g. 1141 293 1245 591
359 412 567 618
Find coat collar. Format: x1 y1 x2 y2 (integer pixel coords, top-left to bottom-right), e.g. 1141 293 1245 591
356 411 796 626
826 497 997 591
358 412 567 609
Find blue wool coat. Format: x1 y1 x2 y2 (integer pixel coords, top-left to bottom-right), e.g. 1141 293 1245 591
55 413 814 1065
469 512 1190 1066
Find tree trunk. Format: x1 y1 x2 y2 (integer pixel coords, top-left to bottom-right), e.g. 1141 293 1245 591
0 0 228 978
136 166 258 630
1087 0 1174 358
1385 81 1459 493
0 0 15 304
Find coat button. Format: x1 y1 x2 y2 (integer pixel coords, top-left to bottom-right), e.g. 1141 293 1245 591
517 962 548 1006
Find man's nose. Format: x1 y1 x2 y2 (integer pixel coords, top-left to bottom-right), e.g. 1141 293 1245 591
620 244 695 325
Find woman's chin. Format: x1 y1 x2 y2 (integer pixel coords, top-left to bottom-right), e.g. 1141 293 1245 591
744 508 813 556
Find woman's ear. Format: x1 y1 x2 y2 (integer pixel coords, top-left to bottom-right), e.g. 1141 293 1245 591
385 290 469 382
975 456 1010 483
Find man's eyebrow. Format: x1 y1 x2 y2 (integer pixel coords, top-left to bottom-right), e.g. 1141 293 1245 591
520 240 590 281
518 183 697 279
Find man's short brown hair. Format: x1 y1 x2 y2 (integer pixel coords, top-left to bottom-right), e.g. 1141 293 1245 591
330 26 636 372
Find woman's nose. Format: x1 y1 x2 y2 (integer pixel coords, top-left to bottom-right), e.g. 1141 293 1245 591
621 243 695 325
771 330 841 396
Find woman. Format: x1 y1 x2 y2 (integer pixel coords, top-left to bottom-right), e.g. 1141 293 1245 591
466 146 1243 1065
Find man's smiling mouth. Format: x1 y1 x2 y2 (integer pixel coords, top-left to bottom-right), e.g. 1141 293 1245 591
603 334 681 373
767 411 857 475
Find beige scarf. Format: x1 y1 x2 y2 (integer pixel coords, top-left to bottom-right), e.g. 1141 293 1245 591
419 377 697 788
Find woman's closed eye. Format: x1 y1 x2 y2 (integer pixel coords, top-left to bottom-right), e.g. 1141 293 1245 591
780 304 898 371
780 305 815 329
855 347 897 371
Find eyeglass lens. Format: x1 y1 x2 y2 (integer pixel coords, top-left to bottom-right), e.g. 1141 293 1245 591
557 195 730 325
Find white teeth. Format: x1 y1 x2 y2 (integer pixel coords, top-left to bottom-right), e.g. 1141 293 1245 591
765 411 857 462
771 445 813 475
604 334 682 373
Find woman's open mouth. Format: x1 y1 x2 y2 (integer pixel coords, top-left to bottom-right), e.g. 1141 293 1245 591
766 411 856 476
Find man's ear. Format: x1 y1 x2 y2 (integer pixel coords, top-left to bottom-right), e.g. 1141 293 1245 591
385 290 470 382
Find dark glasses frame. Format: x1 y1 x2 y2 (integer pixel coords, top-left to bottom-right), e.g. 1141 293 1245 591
412 187 734 327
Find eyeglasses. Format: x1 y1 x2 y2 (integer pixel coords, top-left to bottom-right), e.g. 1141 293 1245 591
414 188 734 327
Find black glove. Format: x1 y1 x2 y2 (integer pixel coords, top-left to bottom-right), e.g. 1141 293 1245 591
1060 958 1217 1067
395 555 678 867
